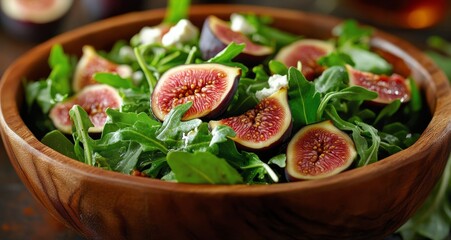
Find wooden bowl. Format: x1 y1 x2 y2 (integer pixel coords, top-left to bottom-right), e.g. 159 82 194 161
0 5 450 239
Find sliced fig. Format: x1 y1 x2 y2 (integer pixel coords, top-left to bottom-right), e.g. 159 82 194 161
274 39 334 80
73 45 132 92
199 15 274 63
151 63 241 121
0 0 73 41
346 65 411 104
209 88 292 150
49 84 122 134
286 120 356 180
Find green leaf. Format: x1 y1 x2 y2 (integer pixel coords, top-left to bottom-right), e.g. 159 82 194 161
407 77 423 112
106 109 159 128
268 154 286 168
41 130 77 159
69 105 95 165
243 14 299 49
93 72 133 89
287 67 321 131
217 140 279 183
374 99 401 125
208 42 245 63
318 51 354 68
134 45 158 91
163 0 191 25
341 46 392 74
155 102 202 142
333 19 373 49
210 125 236 147
314 66 348 94
268 60 288 75
317 86 378 120
167 151 243 184
119 121 168 153
355 121 380 167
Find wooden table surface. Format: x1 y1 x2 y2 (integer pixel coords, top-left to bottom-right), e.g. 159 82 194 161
0 1 449 239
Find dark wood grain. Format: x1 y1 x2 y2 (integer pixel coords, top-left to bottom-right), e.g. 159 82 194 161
0 4 450 240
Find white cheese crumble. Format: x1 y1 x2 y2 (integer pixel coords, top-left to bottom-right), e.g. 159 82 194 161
162 19 199 47
255 74 288 101
230 13 256 34
116 65 133 79
139 26 164 45
118 46 136 61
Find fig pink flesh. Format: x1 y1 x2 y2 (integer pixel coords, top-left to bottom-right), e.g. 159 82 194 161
347 65 410 103
292 128 352 176
220 97 286 143
152 66 240 119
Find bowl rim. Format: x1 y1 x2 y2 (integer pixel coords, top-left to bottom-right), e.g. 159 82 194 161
0 4 450 195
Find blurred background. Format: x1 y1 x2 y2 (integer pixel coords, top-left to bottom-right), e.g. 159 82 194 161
0 0 449 239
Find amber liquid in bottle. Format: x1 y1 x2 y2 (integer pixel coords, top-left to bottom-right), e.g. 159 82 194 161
347 0 447 29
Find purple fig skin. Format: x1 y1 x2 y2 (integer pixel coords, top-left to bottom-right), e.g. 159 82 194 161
199 16 274 66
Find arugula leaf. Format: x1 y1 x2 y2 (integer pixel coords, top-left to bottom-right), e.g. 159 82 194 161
93 72 133 89
208 42 245 63
69 105 95 165
287 67 321 131
341 46 392 74
41 130 77 159
119 121 168 153
207 42 249 76
317 86 378 120
167 151 243 184
210 125 236 147
318 51 354 68
25 44 74 113
155 102 202 142
374 100 401 125
333 20 373 49
268 60 288 75
163 0 191 25
242 14 299 49
354 121 380 167
314 66 348 94
217 139 280 183
120 88 152 115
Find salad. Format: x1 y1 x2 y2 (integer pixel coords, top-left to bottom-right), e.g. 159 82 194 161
24 1 429 185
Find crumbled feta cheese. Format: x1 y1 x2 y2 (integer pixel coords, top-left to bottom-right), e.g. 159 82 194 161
118 46 136 61
162 19 199 47
116 65 133 79
255 74 288 101
139 26 163 45
230 13 256 34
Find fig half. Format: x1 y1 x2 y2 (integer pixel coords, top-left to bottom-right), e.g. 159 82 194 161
49 84 122 134
346 65 411 104
275 39 334 80
151 63 241 121
209 88 292 150
199 15 274 63
73 45 132 92
286 120 356 180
